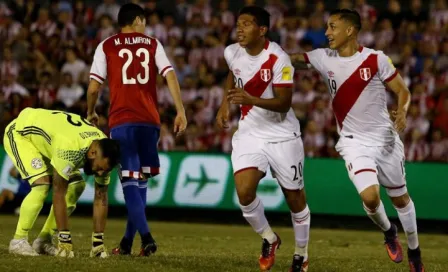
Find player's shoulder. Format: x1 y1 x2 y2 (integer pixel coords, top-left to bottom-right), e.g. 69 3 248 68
311 48 338 58
265 41 289 59
360 46 388 58
97 33 120 51
224 43 243 60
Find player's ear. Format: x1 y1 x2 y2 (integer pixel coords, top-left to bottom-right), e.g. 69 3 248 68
260 26 268 37
346 25 354 38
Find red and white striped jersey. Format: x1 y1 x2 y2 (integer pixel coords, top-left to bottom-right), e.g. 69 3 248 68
90 32 173 129
224 40 301 141
304 46 399 147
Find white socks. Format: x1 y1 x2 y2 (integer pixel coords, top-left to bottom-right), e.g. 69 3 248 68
291 205 310 259
364 201 391 231
240 197 276 243
396 200 419 250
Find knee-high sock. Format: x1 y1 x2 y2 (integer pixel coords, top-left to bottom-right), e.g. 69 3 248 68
396 200 419 249
291 205 311 258
38 182 86 239
363 201 391 232
122 180 149 241
14 184 50 239
240 197 276 243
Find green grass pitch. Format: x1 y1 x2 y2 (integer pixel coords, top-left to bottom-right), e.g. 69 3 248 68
0 215 447 271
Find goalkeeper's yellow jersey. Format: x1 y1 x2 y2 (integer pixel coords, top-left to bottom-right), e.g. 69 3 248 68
13 108 108 182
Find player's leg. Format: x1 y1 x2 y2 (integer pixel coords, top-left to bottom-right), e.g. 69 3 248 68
266 138 309 272
34 173 86 255
340 146 402 262
136 125 161 256
232 137 276 271
377 142 424 271
4 122 51 256
110 125 147 255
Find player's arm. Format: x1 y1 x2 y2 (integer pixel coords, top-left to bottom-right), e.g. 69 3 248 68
289 53 309 70
93 182 108 232
155 39 187 136
89 174 110 258
53 170 75 257
216 71 234 129
53 171 69 231
386 74 411 132
379 53 410 132
87 41 107 126
228 85 292 113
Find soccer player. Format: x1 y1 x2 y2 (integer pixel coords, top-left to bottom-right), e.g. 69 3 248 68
216 6 310 272
289 9 424 272
4 107 120 258
87 3 187 256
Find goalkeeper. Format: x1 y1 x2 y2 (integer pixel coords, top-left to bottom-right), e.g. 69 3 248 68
3 108 120 258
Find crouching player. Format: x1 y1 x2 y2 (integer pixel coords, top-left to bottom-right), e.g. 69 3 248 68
4 108 120 257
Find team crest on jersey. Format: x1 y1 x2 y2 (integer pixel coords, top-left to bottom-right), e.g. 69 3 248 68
31 158 43 169
260 69 271 82
359 68 371 81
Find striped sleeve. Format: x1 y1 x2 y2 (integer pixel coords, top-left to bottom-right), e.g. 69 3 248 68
90 41 107 84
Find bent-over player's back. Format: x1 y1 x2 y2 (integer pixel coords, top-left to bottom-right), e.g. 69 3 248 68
14 108 106 165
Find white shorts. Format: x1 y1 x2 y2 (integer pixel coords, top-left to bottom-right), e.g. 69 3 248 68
337 141 407 197
231 136 305 190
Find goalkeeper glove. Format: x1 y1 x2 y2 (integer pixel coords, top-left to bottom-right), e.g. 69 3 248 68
56 231 74 258
90 232 108 258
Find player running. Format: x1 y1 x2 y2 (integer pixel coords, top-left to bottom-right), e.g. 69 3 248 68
87 3 187 256
216 6 310 272
4 108 120 258
289 9 424 272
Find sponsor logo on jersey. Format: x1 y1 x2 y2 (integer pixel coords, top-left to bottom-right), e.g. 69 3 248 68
281 67 292 80
260 69 271 82
62 165 73 176
327 71 335 78
31 158 43 169
234 68 241 76
359 68 371 81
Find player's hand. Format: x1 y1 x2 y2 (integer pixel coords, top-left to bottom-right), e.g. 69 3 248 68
216 105 230 129
392 109 407 132
87 112 99 127
90 244 108 258
174 112 187 137
56 231 74 258
227 87 254 105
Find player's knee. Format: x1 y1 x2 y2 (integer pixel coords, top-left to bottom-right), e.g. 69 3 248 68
360 185 381 211
390 192 410 209
238 192 257 206
32 175 51 186
282 188 306 213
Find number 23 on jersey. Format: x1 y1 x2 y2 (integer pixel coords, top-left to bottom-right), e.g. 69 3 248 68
119 48 150 85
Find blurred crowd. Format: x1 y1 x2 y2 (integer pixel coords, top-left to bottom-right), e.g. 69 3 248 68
0 0 447 162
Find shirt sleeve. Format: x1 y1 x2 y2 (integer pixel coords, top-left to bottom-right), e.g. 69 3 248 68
51 146 85 181
90 41 107 84
155 39 174 77
377 51 398 83
223 45 235 69
272 54 294 88
303 49 326 72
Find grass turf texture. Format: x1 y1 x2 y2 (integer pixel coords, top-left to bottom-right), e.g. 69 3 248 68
0 215 447 272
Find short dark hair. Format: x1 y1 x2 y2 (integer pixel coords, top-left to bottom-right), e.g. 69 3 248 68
239 6 270 29
118 3 145 28
330 9 362 31
98 138 121 169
